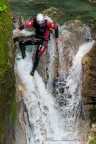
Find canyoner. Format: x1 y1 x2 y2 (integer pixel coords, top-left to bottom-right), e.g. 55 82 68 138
13 13 59 76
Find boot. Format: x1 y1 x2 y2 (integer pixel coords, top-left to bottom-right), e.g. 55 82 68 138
30 70 34 76
19 42 26 59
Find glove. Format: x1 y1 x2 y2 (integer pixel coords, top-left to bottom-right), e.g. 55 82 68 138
38 46 46 56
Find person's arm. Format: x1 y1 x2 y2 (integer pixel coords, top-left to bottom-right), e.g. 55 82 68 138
54 24 59 38
47 21 59 38
19 19 34 30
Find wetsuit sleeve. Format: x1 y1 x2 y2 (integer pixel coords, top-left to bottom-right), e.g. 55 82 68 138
24 20 33 28
47 22 59 38
55 24 59 38
19 19 34 30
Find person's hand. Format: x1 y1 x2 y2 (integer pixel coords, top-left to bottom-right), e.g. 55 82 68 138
13 28 21 39
15 28 20 33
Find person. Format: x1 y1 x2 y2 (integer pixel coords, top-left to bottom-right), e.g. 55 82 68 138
18 13 59 76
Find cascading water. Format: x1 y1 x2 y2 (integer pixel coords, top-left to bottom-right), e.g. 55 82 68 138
55 41 94 130
15 28 94 144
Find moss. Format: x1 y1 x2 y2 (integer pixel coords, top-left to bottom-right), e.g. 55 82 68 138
90 108 96 123
10 95 17 125
0 0 16 143
0 1 12 77
89 136 96 144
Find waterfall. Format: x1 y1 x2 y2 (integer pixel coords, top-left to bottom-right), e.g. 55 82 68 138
15 28 94 144
15 50 66 144
55 41 94 128
47 34 57 91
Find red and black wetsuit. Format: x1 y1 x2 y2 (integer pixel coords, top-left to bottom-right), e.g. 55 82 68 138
23 17 59 55
19 17 59 75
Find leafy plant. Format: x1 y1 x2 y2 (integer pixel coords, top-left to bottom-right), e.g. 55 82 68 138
0 4 7 13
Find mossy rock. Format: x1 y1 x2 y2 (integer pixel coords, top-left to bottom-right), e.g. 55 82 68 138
0 0 16 143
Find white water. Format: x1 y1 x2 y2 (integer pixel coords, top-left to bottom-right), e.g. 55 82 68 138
15 29 94 144
15 51 67 144
59 41 95 130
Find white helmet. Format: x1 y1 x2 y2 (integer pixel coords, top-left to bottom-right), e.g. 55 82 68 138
36 13 44 24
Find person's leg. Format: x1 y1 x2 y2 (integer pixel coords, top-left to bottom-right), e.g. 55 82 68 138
38 31 49 56
38 40 48 56
19 41 26 59
30 36 48 76
30 45 40 76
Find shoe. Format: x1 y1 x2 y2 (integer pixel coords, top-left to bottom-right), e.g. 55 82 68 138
30 71 34 76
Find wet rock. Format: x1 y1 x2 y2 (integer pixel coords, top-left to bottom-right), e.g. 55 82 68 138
67 94 72 99
15 75 27 144
59 87 64 93
82 42 96 123
57 20 92 74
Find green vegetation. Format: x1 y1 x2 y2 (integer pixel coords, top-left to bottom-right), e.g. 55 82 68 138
89 136 96 144
0 3 7 12
0 0 12 78
0 0 16 143
10 0 96 24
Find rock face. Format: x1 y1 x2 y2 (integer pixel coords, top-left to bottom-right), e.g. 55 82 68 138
0 1 16 144
82 42 96 123
57 20 92 73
